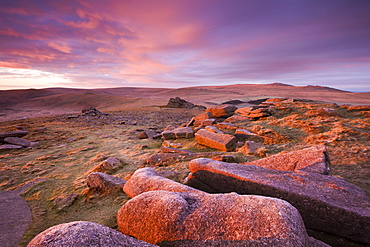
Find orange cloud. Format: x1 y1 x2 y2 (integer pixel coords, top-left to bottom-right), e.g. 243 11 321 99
48 42 72 54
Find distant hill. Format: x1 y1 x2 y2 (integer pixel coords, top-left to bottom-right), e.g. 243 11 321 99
1 83 369 122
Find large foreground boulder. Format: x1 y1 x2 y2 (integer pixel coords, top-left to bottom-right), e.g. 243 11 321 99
117 191 326 247
195 129 237 152
242 145 331 174
123 168 204 198
27 221 157 246
186 158 370 245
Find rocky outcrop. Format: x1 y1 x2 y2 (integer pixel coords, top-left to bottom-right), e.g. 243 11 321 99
86 172 126 191
27 221 157 247
166 97 205 109
185 158 370 245
80 107 107 116
206 104 237 118
195 129 237 152
241 145 331 174
117 190 327 246
123 168 204 198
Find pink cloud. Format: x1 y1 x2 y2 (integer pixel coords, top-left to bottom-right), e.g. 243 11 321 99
0 0 369 91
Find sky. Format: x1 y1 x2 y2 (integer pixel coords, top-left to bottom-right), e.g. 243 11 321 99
0 0 370 92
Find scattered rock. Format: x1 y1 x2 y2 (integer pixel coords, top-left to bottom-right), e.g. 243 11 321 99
4 137 38 148
27 221 157 247
242 145 331 174
164 125 176 131
193 118 216 127
118 190 326 246
138 129 157 139
186 158 370 245
54 193 79 210
216 122 237 130
234 129 264 143
0 130 28 139
235 107 271 120
159 146 194 154
193 112 214 121
206 104 237 118
123 167 203 198
0 144 23 150
86 172 126 191
88 157 122 174
204 126 224 134
162 140 183 149
238 141 264 154
161 127 194 140
195 129 237 152
224 114 251 123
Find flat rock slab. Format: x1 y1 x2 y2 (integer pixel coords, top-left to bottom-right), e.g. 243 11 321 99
206 104 237 118
0 191 32 247
241 145 331 174
0 144 23 150
195 129 237 152
186 158 370 245
0 131 28 143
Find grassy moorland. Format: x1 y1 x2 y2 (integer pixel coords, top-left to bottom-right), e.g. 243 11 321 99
0 98 369 246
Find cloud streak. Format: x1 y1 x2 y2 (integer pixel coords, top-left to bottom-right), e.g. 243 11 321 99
0 0 369 91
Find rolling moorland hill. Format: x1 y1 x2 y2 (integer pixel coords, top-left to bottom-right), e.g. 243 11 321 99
1 83 370 122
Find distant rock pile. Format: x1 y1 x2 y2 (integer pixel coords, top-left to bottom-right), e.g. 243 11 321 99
166 97 206 109
81 107 108 116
